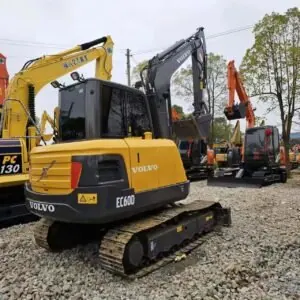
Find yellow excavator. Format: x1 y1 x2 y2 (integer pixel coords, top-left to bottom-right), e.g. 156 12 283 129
0 36 113 223
213 120 243 168
25 28 231 278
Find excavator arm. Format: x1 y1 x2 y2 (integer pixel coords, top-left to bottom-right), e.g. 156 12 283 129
224 60 255 128
139 27 211 140
38 109 59 143
1 36 114 147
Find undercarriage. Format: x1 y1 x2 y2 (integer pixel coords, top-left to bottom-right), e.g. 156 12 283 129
33 200 231 278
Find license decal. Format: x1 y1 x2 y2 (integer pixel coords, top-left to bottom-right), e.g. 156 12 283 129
116 195 135 208
0 154 22 174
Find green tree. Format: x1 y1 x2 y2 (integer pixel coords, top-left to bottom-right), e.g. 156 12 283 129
213 117 234 142
131 60 148 88
240 7 300 172
171 104 184 119
255 116 266 126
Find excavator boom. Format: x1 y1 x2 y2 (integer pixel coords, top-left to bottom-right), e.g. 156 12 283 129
140 27 211 141
224 60 255 128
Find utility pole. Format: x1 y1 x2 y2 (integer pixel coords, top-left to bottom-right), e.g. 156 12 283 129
126 49 131 86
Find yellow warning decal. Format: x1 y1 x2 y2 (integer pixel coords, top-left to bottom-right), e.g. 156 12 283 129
176 225 183 233
206 215 213 221
77 193 97 204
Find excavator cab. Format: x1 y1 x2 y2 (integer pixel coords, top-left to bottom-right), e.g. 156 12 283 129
224 103 246 120
56 78 152 142
243 126 280 170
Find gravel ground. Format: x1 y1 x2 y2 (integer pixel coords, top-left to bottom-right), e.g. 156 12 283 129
1 173 300 300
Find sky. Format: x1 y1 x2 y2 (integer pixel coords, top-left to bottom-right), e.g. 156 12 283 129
0 0 299 134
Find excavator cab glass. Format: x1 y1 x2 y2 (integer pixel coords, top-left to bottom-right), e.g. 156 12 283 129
244 126 279 170
224 103 246 121
57 78 153 142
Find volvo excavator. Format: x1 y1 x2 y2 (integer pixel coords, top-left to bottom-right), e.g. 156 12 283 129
207 60 287 188
25 27 231 278
0 37 113 223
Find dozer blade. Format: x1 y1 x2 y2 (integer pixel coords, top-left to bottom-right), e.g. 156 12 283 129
224 103 246 121
207 175 265 188
173 114 212 140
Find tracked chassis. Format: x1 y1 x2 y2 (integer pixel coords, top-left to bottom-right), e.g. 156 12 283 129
207 166 287 188
33 200 231 278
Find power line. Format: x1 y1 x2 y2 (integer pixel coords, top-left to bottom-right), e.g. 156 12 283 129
0 24 254 62
0 37 127 53
0 38 69 49
133 25 254 56
131 55 139 66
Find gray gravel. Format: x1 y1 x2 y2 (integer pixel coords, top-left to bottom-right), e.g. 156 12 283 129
1 174 300 300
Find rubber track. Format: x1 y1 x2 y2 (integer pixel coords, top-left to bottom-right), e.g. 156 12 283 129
32 200 226 279
33 218 54 250
99 200 221 278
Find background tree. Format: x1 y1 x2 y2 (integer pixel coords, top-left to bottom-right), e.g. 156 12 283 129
240 7 300 172
131 60 148 88
172 52 227 115
172 104 184 119
255 116 266 126
213 117 235 143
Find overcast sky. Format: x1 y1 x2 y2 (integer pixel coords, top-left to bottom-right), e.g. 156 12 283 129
0 0 299 133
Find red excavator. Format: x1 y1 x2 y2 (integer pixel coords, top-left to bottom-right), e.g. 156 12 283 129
0 53 9 115
207 60 287 188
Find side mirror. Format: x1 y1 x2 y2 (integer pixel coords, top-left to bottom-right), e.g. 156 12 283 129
71 72 85 82
51 81 65 89
71 72 80 81
51 81 60 88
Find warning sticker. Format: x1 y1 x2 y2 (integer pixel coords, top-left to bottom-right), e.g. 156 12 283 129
77 193 98 204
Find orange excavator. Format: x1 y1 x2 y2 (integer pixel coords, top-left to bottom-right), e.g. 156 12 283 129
207 60 287 188
171 107 180 121
0 53 9 116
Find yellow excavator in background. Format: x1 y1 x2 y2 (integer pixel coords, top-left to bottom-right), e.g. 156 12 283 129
25 27 231 278
213 120 243 168
0 36 113 223
37 109 60 144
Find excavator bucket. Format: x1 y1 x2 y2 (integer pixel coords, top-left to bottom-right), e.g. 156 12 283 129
224 103 246 121
172 114 212 140
207 175 266 188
